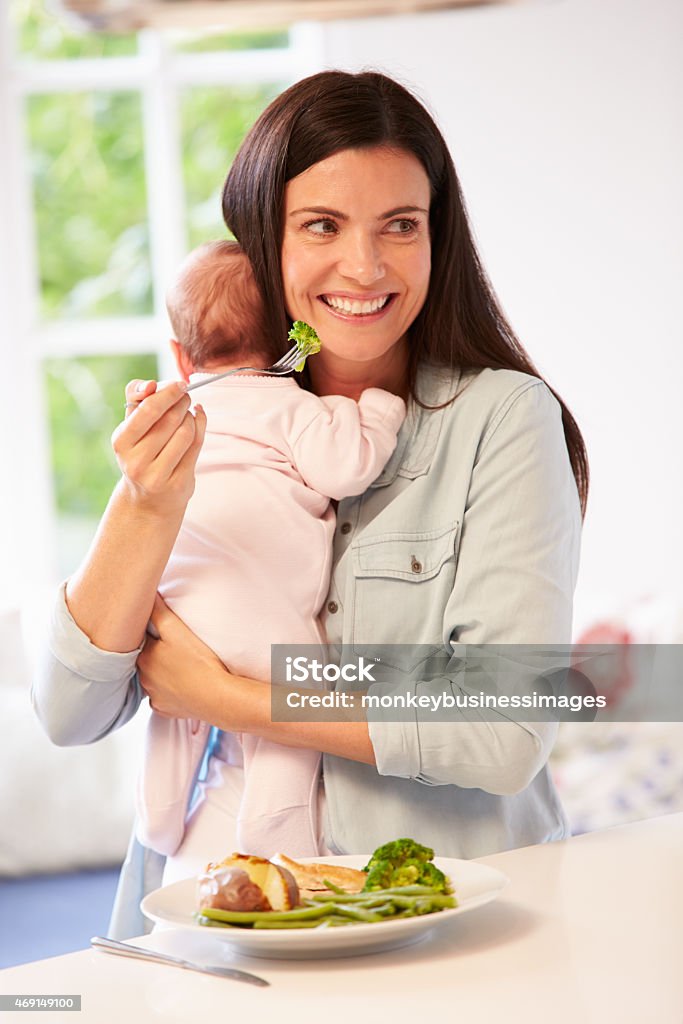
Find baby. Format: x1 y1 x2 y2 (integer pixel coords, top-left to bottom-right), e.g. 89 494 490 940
136 241 406 874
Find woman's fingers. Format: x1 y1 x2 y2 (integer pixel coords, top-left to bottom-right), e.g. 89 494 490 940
128 400 194 476
111 381 205 514
118 382 189 448
139 590 223 720
133 405 203 497
166 403 207 488
126 379 157 403
113 385 191 474
126 413 201 502
124 379 157 417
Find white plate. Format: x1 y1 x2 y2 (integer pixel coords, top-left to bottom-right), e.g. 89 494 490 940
141 856 509 960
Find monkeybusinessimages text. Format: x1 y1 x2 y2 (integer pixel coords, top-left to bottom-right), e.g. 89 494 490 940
281 656 607 714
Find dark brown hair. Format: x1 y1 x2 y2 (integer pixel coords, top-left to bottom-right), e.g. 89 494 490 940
166 240 270 369
222 71 588 514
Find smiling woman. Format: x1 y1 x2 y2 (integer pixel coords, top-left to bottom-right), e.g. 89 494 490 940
221 72 586 505
34 69 588 941
281 147 431 396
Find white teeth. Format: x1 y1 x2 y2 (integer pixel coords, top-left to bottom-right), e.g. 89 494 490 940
324 295 390 315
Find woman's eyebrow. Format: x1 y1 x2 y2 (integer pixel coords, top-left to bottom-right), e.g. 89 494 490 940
289 206 347 219
381 205 429 218
288 204 429 219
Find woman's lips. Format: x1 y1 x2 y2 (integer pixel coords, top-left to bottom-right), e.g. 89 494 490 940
318 293 396 321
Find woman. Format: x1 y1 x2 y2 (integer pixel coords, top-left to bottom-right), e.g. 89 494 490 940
34 71 587 938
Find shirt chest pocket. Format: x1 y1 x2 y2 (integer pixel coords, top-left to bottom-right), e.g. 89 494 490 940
351 521 460 667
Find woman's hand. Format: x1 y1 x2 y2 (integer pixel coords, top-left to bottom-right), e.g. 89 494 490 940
138 597 376 765
64 381 207 654
112 379 207 518
138 594 228 721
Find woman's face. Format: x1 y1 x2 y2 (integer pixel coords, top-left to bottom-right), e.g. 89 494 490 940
281 146 431 375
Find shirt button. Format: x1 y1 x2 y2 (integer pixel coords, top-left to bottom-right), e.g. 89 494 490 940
411 558 423 573
340 522 352 535
327 601 339 614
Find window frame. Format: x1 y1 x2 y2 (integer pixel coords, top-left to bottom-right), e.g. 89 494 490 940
0 11 324 602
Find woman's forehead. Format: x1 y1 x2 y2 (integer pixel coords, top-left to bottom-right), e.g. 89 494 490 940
284 146 431 213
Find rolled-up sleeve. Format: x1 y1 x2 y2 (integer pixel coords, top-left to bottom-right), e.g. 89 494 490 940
367 381 581 793
368 677 558 796
32 582 144 746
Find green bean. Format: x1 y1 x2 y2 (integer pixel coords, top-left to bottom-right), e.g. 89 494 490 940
328 904 384 923
367 902 400 917
388 895 457 911
306 895 389 910
309 884 445 902
321 878 349 895
199 902 334 925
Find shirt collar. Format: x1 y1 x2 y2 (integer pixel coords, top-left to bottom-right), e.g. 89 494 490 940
371 363 461 487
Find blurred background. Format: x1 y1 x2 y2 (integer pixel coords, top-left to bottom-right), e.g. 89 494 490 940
1 0 681 967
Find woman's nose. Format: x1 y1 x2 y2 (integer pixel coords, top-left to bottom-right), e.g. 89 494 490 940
337 231 385 286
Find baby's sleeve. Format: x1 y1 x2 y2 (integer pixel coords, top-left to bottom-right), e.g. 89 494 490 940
290 388 406 499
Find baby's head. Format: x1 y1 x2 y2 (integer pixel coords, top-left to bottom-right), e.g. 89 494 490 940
166 240 270 377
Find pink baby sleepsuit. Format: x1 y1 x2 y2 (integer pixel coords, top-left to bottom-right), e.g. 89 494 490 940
136 374 406 859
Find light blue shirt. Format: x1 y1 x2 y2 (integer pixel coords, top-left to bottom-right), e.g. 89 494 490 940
33 363 581 937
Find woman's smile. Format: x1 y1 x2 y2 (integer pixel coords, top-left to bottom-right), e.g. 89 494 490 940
319 290 396 320
281 146 432 387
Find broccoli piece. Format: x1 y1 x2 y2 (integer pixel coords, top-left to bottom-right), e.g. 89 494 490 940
288 320 322 371
362 860 394 891
365 839 434 866
361 839 449 893
416 861 448 891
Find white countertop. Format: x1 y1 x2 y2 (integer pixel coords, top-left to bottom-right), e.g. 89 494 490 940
1 812 681 1024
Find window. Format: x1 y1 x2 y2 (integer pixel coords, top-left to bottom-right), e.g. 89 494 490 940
0 1 322 600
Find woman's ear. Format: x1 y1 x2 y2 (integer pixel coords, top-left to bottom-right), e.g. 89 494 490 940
170 339 194 383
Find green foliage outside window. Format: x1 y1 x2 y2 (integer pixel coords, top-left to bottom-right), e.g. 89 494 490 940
13 0 137 59
13 0 288 58
28 90 152 318
172 28 289 53
181 83 285 248
45 354 159 518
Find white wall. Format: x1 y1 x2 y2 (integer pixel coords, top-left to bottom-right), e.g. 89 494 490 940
321 0 683 632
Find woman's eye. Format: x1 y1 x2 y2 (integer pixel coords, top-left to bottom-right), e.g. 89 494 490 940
386 218 420 235
303 219 337 235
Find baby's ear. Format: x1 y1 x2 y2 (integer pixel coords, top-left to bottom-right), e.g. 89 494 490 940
170 339 194 383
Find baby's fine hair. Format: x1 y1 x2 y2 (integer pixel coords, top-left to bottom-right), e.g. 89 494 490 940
166 240 270 369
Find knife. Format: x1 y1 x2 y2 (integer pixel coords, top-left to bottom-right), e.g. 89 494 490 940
90 936 270 987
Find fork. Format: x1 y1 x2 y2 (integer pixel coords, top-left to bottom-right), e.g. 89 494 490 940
184 342 302 392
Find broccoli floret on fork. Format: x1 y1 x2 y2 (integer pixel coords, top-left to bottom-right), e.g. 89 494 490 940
288 320 322 372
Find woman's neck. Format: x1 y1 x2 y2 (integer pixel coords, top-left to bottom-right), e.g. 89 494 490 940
309 342 410 401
